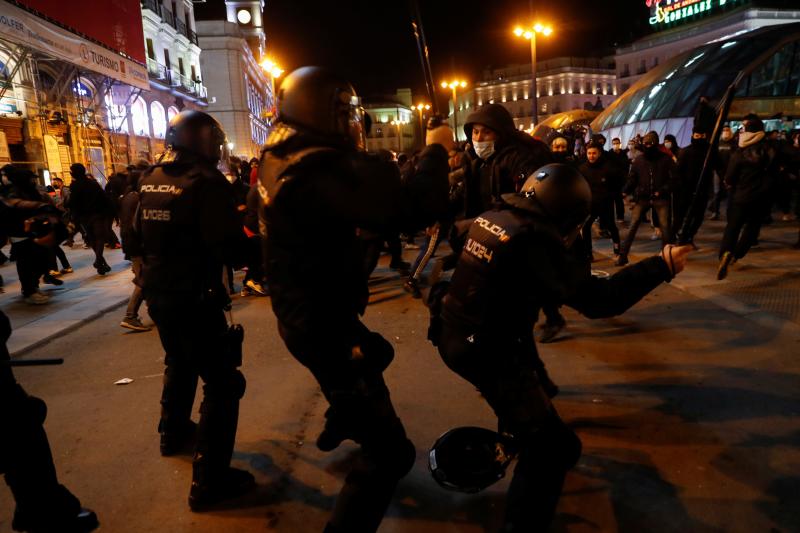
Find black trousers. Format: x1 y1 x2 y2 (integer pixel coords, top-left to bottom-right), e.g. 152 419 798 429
581 199 620 259
11 239 49 296
720 199 771 260
82 215 109 266
1 365 83 529
243 235 264 283
437 323 581 532
279 318 415 533
147 293 245 482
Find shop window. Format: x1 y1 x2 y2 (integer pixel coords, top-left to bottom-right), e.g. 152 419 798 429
131 97 149 136
150 101 166 138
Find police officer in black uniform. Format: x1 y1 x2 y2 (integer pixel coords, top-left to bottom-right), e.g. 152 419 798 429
138 110 253 510
433 163 692 532
258 66 448 533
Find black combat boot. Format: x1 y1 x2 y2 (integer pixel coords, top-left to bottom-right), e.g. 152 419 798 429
188 465 255 511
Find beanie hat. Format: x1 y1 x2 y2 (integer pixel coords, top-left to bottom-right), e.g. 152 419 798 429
426 124 456 151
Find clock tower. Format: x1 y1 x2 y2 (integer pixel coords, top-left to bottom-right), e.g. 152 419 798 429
224 0 266 60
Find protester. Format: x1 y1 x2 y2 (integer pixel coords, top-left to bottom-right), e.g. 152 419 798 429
578 141 623 259
717 117 778 279
68 164 112 275
118 160 151 331
616 131 676 266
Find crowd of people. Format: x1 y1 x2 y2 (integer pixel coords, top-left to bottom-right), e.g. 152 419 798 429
1 66 798 533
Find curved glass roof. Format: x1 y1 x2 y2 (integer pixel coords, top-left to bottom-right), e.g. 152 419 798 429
592 22 800 133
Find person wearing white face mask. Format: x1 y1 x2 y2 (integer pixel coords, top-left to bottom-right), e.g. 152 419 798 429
454 104 552 219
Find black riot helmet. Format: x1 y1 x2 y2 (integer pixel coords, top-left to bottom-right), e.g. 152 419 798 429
502 163 591 248
276 66 366 150
428 427 515 493
164 110 228 163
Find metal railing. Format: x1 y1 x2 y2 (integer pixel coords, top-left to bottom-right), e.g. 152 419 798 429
146 58 168 80
141 0 161 16
188 29 198 45
161 8 175 29
176 19 187 36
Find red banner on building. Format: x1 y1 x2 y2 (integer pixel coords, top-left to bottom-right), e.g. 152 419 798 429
15 0 146 64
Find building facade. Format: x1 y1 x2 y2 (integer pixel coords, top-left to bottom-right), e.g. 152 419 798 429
364 88 419 154
195 0 274 161
0 0 208 186
450 57 618 140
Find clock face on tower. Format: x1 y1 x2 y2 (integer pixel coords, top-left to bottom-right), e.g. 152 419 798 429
237 9 252 24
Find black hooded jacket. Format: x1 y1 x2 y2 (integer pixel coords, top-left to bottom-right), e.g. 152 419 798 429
456 104 552 218
624 148 676 201
578 154 623 206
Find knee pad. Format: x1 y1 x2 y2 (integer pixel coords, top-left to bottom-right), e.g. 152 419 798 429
355 332 394 372
523 419 582 473
372 436 416 480
24 395 48 425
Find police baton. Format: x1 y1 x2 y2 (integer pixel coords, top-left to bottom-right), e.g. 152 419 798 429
1 358 64 367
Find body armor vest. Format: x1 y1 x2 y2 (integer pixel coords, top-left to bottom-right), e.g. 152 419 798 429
138 163 215 293
443 208 538 335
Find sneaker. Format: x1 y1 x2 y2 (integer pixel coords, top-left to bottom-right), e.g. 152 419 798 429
61 267 74 274
93 261 111 275
615 254 629 266
160 421 197 456
189 467 255 512
120 316 151 332
717 251 733 280
24 291 50 305
402 278 421 298
48 269 63 277
539 320 566 343
43 274 64 286
613 244 621 256
244 279 268 296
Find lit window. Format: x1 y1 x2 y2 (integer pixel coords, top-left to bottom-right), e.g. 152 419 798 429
104 93 127 133
150 101 167 138
131 97 149 136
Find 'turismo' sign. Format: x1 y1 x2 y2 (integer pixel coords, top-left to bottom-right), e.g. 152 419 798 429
648 0 741 27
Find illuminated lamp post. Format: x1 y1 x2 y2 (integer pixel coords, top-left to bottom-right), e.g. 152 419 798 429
390 118 409 153
259 58 284 120
412 102 431 145
440 79 467 139
513 23 553 127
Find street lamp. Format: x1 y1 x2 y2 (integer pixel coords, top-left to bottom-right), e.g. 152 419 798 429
259 58 284 121
390 118 409 153
513 22 553 128
412 102 431 145
440 79 467 139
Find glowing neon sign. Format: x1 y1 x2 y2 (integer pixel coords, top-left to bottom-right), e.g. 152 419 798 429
648 0 740 26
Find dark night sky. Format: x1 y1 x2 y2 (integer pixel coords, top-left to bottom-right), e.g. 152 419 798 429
201 0 653 109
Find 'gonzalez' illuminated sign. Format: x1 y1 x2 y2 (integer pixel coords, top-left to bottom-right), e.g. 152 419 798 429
648 0 740 26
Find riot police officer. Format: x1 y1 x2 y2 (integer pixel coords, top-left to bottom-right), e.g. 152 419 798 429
258 66 448 533
432 163 692 532
138 110 252 510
